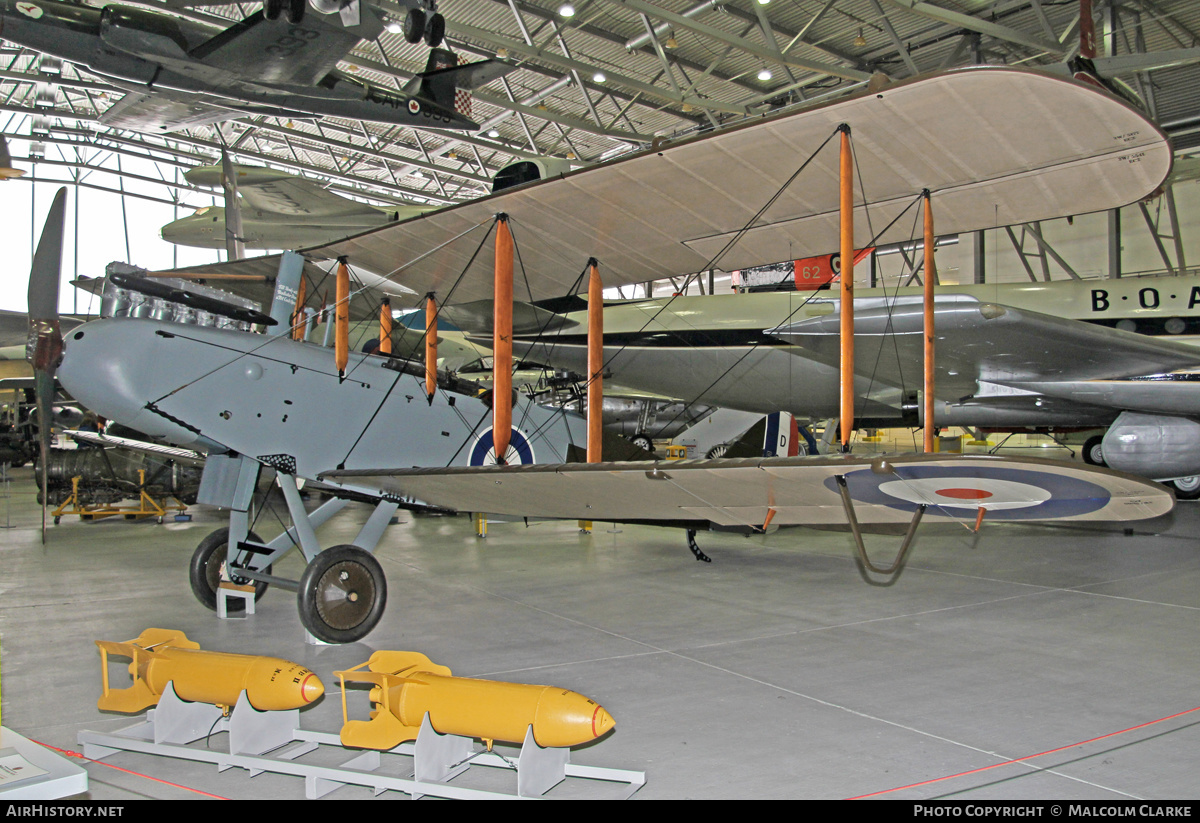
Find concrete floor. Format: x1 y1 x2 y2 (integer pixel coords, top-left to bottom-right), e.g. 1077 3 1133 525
1 451 1199 800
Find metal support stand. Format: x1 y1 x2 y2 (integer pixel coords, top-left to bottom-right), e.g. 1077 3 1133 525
78 684 644 800
216 583 255 618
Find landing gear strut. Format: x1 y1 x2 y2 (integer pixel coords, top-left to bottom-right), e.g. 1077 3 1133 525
264 0 304 23
187 455 398 644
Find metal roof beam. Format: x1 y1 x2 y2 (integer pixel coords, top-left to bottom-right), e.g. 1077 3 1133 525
598 0 871 81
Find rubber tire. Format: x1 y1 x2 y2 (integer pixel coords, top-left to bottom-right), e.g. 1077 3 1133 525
1083 434 1106 467
1169 476 1200 501
189 527 270 612
264 0 285 20
424 12 445 47
297 545 387 644
629 433 653 453
403 8 426 44
286 0 305 24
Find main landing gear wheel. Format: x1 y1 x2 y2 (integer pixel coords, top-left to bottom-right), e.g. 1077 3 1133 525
286 0 306 24
402 8 426 43
297 544 387 644
424 12 445 47
1169 476 1200 501
189 527 270 612
264 0 285 20
1083 434 1106 466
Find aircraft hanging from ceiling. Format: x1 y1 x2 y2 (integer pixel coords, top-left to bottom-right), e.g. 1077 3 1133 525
161 164 434 250
0 0 511 131
34 67 1180 644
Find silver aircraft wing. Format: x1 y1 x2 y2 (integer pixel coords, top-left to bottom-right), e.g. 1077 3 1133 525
184 165 394 219
768 297 1200 404
98 90 242 133
187 9 382 87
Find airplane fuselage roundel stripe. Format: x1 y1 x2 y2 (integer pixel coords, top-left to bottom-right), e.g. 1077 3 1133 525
824 466 1111 520
469 427 535 466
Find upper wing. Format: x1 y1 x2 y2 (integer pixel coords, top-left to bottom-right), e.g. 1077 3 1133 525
188 10 380 87
320 453 1172 527
298 68 1170 307
769 296 1200 401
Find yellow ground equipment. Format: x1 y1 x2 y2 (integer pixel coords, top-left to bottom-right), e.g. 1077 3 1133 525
336 651 614 751
96 628 324 713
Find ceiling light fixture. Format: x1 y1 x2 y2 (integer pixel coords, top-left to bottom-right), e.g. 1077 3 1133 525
385 20 403 34
593 71 606 83
854 28 867 47
496 47 508 59
665 33 678 49
558 3 575 17
757 67 773 81
487 128 500 138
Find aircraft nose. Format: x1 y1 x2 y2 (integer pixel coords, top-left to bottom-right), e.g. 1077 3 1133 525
57 319 204 446
57 321 148 427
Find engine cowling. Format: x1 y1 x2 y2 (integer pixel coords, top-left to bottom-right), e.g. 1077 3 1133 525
1100 411 1200 481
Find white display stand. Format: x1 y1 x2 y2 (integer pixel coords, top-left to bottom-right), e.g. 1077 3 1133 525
78 684 643 800
0 726 88 800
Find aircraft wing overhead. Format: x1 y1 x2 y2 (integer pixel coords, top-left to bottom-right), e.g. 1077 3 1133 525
235 175 387 219
295 67 1169 307
99 91 241 133
321 454 1172 527
188 11 372 87
769 300 1200 400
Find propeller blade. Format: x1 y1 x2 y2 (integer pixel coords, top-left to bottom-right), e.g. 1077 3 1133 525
26 187 68 542
219 148 245 261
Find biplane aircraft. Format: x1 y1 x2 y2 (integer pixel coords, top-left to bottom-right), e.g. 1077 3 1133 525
32 67 1179 644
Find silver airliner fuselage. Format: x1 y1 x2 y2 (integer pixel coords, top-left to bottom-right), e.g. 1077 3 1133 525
509 276 1200 428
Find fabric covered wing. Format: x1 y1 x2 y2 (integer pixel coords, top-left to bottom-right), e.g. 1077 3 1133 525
300 68 1170 307
769 297 1200 400
320 454 1172 527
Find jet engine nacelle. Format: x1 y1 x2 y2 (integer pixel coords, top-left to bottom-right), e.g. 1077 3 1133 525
99 6 190 63
1100 411 1200 481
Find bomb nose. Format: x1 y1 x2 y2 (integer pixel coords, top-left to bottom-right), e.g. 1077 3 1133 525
591 705 615 739
301 672 325 704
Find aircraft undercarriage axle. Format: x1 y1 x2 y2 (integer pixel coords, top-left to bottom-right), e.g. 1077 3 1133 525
188 464 398 644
